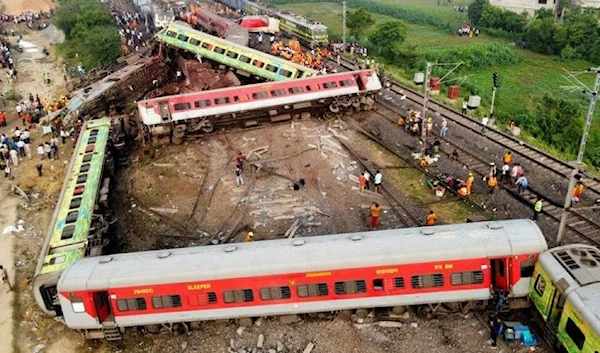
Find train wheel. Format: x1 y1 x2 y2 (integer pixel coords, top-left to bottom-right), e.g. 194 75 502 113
145 324 160 334
417 305 434 320
356 308 369 319
329 103 340 113
351 97 361 108
391 306 406 315
189 321 201 331
173 124 186 138
201 121 215 133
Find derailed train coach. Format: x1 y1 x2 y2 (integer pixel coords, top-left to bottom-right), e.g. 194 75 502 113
56 220 547 340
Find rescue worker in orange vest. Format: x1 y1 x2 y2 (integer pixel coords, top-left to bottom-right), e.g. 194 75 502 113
245 231 254 242
426 210 437 226
487 173 498 195
466 172 474 195
458 185 469 197
397 115 405 127
572 181 585 204
502 151 512 165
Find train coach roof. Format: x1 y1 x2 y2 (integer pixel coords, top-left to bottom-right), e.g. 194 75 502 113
568 283 600 333
58 219 547 291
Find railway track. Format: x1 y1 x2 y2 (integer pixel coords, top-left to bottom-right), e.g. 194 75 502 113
373 101 600 247
338 59 600 196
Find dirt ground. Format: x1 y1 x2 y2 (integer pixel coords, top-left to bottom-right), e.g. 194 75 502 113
1 0 56 15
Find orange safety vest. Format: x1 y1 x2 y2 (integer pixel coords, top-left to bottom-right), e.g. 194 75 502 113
488 177 498 188
426 214 437 226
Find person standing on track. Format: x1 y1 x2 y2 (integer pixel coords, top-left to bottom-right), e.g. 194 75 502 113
374 170 382 193
502 151 512 166
426 210 437 226
363 170 371 190
235 166 244 187
487 173 498 195
462 100 467 114
481 115 489 133
369 202 382 229
359 173 366 192
440 117 448 137
516 174 528 194
466 172 474 195
534 197 543 221
500 163 510 184
490 317 503 348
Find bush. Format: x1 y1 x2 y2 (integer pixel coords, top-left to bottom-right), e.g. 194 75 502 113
560 45 578 61
419 42 519 70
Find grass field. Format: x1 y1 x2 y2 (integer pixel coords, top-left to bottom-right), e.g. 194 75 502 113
280 1 598 162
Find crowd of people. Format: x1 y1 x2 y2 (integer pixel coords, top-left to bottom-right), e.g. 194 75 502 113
270 39 332 72
110 9 149 55
0 10 53 30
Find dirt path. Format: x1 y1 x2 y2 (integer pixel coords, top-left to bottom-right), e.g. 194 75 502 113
0 188 19 353
1 0 56 15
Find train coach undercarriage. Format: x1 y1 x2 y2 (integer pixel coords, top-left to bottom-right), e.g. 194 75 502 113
145 93 376 144
85 299 497 340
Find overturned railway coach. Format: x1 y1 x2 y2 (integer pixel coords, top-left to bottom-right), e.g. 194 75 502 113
57 220 547 340
155 21 317 82
33 118 117 316
138 69 381 143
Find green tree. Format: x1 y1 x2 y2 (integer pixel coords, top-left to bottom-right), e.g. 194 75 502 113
525 17 565 55
468 0 489 25
532 94 583 155
369 20 407 60
534 8 554 19
56 0 121 69
347 8 375 40
564 12 598 59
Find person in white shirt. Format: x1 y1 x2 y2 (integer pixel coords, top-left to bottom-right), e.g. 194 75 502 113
481 116 489 133
374 170 383 193
37 144 44 160
363 170 371 190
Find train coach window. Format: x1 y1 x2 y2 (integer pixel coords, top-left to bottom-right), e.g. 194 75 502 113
194 100 211 108
335 280 367 295
89 129 99 136
450 271 484 286
66 211 78 224
69 197 82 209
226 51 239 59
214 47 226 55
215 97 231 105
340 79 354 87
188 292 217 306
297 283 328 297
116 298 147 312
323 82 338 89
373 279 384 291
234 94 250 103
61 225 75 240
534 275 546 296
239 55 252 64
174 102 191 111
252 91 268 99
177 34 189 42
189 38 201 46
201 42 213 50
271 89 286 97
394 277 405 289
253 60 265 68
166 31 177 38
152 295 182 309
566 318 586 350
223 289 254 303
83 154 93 163
260 286 291 301
280 69 293 78
521 260 535 277
265 64 278 73
289 87 303 94
411 274 444 289
80 163 90 173
88 138 97 146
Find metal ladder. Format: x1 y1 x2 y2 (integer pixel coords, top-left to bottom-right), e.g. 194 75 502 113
101 317 122 341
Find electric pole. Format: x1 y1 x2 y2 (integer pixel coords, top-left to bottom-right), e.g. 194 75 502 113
491 72 499 117
556 67 600 244
419 61 463 157
342 1 347 49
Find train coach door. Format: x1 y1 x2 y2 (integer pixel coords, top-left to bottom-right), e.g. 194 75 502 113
94 291 112 324
490 258 509 292
159 102 172 122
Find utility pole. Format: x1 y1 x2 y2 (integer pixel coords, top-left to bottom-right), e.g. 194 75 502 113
490 72 499 117
556 67 600 244
342 1 347 49
419 61 463 157
420 62 432 156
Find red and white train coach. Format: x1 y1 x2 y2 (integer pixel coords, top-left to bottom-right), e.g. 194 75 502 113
137 69 381 143
57 219 546 339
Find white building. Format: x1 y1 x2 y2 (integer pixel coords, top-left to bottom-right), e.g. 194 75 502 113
490 0 600 16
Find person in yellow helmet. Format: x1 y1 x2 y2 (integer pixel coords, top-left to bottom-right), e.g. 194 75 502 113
245 231 254 242
466 172 474 195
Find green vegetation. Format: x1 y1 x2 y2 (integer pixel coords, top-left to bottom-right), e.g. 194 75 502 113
55 0 121 70
277 1 600 170
347 8 374 40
